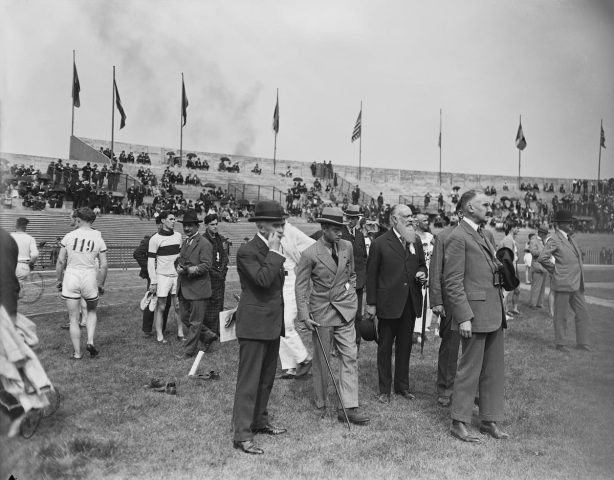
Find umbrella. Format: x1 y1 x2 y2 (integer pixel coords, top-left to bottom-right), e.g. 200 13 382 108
166 151 176 156
186 153 197 159
499 196 510 202
452 185 461 190
203 183 216 189
293 177 303 182
220 157 231 163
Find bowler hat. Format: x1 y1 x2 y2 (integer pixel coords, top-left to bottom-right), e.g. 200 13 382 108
177 211 202 224
345 205 361 217
554 210 574 223
537 225 549 235
316 207 346 226
248 200 284 222
360 316 378 342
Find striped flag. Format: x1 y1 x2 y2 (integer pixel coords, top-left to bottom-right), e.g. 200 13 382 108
601 123 606 149
351 109 361 142
515 120 526 151
114 78 126 129
72 61 81 108
272 92 279 134
182 78 188 127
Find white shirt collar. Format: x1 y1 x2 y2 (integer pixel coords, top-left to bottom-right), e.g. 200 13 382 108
257 232 269 247
463 217 480 232
558 229 568 240
392 227 404 243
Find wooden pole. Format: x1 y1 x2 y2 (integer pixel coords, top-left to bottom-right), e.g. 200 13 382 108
180 72 184 167
517 115 521 189
111 66 115 161
439 108 442 187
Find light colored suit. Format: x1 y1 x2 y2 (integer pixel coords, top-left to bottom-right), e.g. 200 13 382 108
537 230 590 347
295 238 359 409
529 235 547 307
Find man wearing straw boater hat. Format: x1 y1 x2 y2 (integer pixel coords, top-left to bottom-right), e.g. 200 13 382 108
295 206 370 425
232 200 287 455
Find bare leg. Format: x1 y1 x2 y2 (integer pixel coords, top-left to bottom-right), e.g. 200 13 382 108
66 298 82 356
85 302 98 345
155 297 167 341
171 295 183 338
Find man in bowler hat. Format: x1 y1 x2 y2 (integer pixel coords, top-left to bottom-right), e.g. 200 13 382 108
232 200 287 455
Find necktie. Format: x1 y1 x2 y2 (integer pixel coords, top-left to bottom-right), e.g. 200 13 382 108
331 247 339 266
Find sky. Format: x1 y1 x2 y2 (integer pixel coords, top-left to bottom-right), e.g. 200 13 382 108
1 0 613 179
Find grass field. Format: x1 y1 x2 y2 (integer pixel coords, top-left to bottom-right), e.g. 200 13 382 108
1 284 614 480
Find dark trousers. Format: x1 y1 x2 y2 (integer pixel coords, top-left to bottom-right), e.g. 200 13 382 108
377 296 416 394
232 337 280 442
436 317 460 399
354 288 364 346
203 286 224 335
142 279 171 333
451 327 504 423
179 296 208 356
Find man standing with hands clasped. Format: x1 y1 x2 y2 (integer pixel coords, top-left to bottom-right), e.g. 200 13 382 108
444 190 508 442
295 207 370 425
232 200 287 455
365 204 427 404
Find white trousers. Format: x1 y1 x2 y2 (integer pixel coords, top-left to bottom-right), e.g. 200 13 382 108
414 288 432 333
279 273 308 370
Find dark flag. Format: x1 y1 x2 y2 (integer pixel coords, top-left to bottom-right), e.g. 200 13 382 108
273 92 279 133
182 78 188 127
601 124 606 149
114 78 126 129
351 109 361 142
72 61 81 108
515 120 526 151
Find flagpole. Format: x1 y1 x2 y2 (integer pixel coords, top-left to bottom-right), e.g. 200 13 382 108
439 108 442 187
598 119 603 183
358 101 362 182
111 66 115 161
180 72 184 167
517 115 521 189
71 50 76 137
273 88 278 175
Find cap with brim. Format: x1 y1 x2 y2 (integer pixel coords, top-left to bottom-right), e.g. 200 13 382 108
316 207 346 226
248 200 284 222
177 211 202 224
345 205 361 217
537 225 549 235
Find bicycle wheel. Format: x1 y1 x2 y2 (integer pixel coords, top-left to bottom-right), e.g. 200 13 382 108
41 387 61 418
20 409 42 439
20 272 45 304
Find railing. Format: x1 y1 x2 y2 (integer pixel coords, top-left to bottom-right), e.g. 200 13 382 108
399 195 452 213
226 183 285 204
324 174 375 206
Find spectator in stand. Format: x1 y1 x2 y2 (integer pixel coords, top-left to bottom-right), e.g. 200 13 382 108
251 163 262 175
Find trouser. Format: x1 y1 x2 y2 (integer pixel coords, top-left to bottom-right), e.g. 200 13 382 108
232 337 280 441
312 321 358 409
436 317 460 399
377 295 416 394
552 290 591 347
451 327 505 423
179 296 208 356
15 263 31 281
530 269 547 307
279 274 308 370
414 288 432 334
354 288 364 346
203 286 224 335
142 279 171 333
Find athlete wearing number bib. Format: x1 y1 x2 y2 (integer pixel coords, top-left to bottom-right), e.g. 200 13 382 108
61 227 107 301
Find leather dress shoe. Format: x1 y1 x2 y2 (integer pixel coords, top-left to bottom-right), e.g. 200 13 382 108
375 393 390 404
295 359 312 378
165 382 177 395
339 408 370 425
479 421 509 439
437 396 451 407
556 345 570 353
576 344 593 351
450 421 481 443
252 424 287 435
233 440 264 455
395 390 416 400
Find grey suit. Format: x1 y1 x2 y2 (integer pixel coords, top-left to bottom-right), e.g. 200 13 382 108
295 238 359 409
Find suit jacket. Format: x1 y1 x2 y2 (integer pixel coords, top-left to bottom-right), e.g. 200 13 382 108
537 230 584 292
236 235 286 340
295 238 357 327
529 235 546 273
429 225 455 332
177 234 213 300
366 229 427 319
443 220 505 333
341 225 367 290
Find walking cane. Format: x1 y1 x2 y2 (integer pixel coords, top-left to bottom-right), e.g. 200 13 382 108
310 314 351 431
420 285 428 356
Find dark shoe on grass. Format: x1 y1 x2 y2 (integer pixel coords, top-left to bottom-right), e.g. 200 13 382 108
575 344 593 351
296 359 312 378
86 344 99 357
479 421 509 439
437 396 451 407
233 440 264 455
375 393 390 404
252 424 287 435
339 407 369 425
450 421 481 443
395 390 416 400
556 345 570 353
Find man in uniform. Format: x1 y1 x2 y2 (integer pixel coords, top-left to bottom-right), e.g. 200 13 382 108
202 214 229 338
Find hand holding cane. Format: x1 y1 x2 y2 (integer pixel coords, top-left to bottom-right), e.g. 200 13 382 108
310 314 351 431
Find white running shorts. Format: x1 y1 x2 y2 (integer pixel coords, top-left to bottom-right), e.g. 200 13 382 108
62 269 99 301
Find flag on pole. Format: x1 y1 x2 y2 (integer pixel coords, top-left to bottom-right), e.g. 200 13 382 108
114 78 126 129
272 92 279 133
182 78 188 127
601 124 606 149
351 109 362 142
515 120 526 150
72 61 81 108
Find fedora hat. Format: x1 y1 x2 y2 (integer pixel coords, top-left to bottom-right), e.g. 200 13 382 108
177 211 202 224
537 225 549 235
248 200 284 222
316 207 346 226
360 316 378 342
345 205 361 217
554 209 574 223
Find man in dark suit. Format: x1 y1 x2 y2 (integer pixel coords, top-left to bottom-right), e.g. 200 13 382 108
341 205 368 349
232 200 287 455
429 214 461 407
444 190 508 442
176 211 213 358
366 204 427 404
